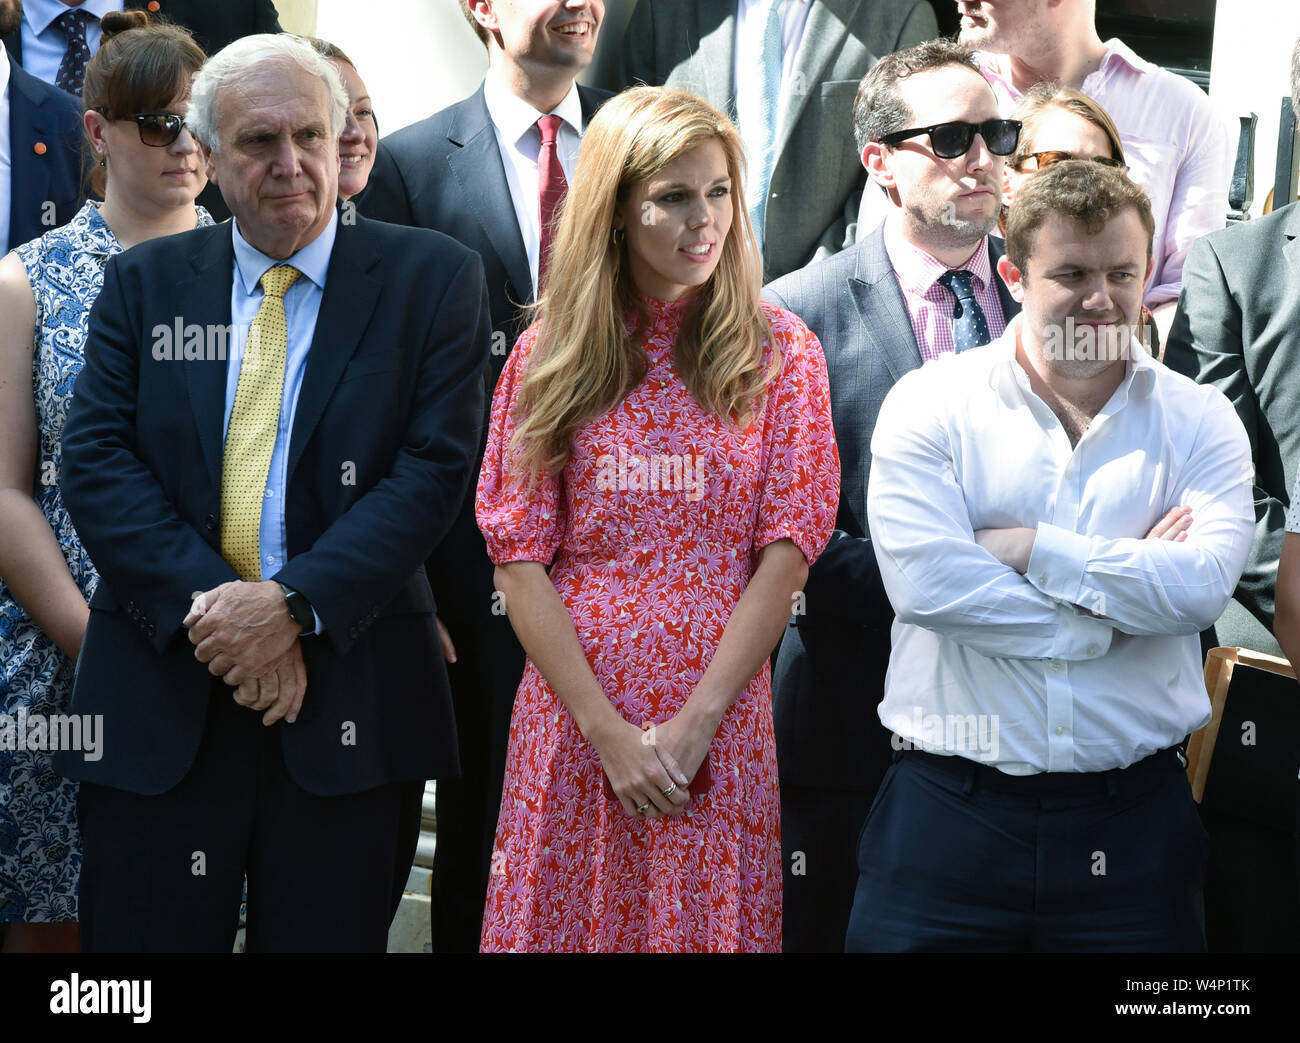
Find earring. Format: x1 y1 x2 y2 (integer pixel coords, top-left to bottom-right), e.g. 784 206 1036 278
611 227 625 245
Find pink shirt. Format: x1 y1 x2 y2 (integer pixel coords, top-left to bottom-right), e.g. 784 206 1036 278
883 218 1007 362
976 39 1233 308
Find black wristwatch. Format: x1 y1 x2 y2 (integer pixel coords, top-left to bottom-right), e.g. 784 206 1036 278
278 583 315 636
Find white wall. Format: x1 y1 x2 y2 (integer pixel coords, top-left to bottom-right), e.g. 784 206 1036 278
1209 0 1300 214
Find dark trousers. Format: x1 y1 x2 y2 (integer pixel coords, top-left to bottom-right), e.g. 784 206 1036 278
78 685 423 953
781 784 877 952
429 610 524 952
846 748 1208 952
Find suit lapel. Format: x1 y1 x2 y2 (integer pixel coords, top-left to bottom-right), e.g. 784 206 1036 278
1282 204 1300 278
987 236 1021 322
773 0 861 162
446 88 532 309
851 227 922 384
181 226 237 492
286 219 382 482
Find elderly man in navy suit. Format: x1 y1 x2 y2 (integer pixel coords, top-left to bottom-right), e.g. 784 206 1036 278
357 0 610 952
1 0 83 254
58 33 489 952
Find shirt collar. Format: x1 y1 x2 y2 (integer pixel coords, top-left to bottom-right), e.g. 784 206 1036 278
990 314 1159 404
482 72 584 148
883 214 992 297
1095 38 1151 78
231 210 338 298
25 0 120 35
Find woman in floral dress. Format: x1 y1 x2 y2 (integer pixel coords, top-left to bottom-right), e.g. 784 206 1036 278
0 13 210 951
477 87 840 952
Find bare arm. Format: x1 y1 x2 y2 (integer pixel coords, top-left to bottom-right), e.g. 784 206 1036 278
494 559 689 819
0 252 89 660
652 539 809 785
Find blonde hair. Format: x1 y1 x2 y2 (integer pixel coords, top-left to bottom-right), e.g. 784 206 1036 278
512 87 774 476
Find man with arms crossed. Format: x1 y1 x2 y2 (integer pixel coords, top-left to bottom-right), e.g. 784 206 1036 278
852 160 1252 951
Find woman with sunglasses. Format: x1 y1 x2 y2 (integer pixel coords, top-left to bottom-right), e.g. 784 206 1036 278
998 84 1159 352
0 11 210 953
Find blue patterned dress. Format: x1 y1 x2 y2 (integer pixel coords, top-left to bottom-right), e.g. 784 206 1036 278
0 201 212 922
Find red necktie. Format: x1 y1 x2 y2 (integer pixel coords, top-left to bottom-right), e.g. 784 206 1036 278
536 114 568 295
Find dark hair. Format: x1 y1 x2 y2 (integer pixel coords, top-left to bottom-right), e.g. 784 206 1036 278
1005 160 1155 273
852 39 984 152
304 35 356 69
82 12 206 195
460 1 489 47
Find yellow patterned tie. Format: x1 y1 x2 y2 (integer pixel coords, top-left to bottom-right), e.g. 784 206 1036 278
221 264 301 581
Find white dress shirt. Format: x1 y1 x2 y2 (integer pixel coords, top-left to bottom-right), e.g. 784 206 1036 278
868 316 1254 774
734 0 813 142
482 72 584 298
0 43 12 255
19 0 121 87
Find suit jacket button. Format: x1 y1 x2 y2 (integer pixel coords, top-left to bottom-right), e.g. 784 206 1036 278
204 514 218 532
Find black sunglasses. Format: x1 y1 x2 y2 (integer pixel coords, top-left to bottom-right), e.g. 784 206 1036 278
98 110 189 147
1017 150 1126 172
879 118 1022 159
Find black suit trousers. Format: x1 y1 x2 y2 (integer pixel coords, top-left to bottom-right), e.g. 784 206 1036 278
77 682 423 953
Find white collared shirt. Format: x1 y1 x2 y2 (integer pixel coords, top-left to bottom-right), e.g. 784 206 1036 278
1 43 12 253
482 72 584 297
733 0 812 140
868 317 1254 774
20 0 122 88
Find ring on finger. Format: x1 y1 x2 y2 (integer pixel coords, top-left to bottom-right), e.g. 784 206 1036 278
661 782 677 797
636 801 651 814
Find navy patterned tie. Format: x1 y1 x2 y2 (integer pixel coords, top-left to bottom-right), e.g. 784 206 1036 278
54 9 97 97
938 269 991 352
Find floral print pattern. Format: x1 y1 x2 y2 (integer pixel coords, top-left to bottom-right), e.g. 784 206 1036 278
476 296 839 951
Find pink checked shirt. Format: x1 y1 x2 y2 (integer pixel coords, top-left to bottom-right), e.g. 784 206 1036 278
976 39 1233 308
883 217 1007 363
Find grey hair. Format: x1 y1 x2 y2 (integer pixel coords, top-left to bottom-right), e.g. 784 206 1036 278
188 33 348 152
1292 35 1300 122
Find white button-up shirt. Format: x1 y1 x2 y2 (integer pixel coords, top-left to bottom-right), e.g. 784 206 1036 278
0 43 12 255
482 73 585 298
868 317 1254 774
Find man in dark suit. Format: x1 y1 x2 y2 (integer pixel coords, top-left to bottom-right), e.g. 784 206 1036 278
1 0 84 253
356 0 609 953
621 0 938 281
57 34 489 952
764 38 1020 951
1160 35 1300 952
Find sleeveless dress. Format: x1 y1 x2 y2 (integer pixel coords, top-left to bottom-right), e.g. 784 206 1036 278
476 296 840 951
0 201 213 922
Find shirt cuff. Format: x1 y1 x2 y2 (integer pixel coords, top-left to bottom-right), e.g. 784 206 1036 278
1048 601 1113 661
1026 522 1092 607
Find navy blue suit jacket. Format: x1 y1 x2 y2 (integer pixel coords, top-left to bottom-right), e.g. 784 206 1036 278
57 216 490 797
6 61 84 251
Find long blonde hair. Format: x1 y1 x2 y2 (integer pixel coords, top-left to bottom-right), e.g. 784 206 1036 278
512 87 775 476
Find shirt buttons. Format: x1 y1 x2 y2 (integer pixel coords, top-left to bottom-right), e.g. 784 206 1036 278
1050 660 1061 672
1037 573 1048 585
264 488 274 498
1087 644 1098 656
265 554 276 565
1055 725 1065 736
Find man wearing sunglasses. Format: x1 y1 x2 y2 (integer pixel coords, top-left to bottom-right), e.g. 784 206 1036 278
763 39 1020 952
957 0 1232 345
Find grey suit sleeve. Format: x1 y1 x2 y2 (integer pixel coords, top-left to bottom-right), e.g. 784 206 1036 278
895 2 940 49
805 172 868 268
621 0 659 88
762 280 894 630
1165 235 1280 631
